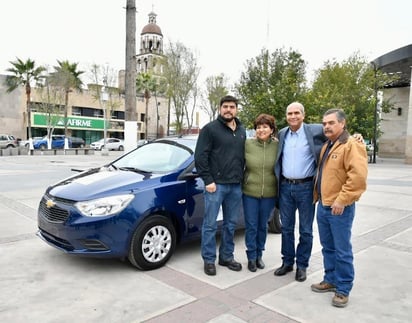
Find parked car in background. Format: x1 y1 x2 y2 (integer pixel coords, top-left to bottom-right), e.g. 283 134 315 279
137 139 149 147
36 135 281 270
33 135 69 150
90 138 124 151
69 137 86 148
0 134 18 149
19 137 43 148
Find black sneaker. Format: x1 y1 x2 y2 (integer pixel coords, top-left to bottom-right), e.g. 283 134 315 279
218 258 242 271
204 263 216 276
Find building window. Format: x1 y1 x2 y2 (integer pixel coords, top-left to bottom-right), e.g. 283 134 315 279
72 107 82 116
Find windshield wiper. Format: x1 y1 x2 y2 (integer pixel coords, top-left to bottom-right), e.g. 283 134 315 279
118 166 151 174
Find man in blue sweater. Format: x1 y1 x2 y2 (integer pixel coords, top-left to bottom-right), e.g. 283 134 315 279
195 95 246 276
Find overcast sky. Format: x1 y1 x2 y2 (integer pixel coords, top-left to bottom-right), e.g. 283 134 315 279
1 0 411 87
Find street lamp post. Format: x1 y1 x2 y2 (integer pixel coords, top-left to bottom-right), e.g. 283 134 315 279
156 102 160 138
101 76 109 156
372 62 378 164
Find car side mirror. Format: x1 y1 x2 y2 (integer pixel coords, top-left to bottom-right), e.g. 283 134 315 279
178 168 199 180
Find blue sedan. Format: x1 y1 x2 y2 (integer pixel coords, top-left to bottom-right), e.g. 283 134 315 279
37 135 280 270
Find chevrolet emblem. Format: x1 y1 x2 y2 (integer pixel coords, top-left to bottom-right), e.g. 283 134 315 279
46 199 55 208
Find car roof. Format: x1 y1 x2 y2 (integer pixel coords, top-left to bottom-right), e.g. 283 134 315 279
154 135 198 151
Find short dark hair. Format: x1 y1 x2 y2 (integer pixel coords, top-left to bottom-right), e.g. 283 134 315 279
254 114 277 133
220 95 238 107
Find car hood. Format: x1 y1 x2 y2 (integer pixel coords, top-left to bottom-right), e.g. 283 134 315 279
47 168 166 201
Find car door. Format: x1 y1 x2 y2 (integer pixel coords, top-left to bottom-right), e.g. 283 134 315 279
107 138 119 150
177 163 205 239
52 136 65 148
0 135 6 149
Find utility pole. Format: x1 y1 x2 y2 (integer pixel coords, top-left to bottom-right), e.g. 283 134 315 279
101 75 109 156
124 0 137 151
372 62 378 164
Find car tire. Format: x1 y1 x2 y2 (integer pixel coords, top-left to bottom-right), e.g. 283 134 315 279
39 144 47 151
268 207 281 234
128 215 176 270
118 145 124 151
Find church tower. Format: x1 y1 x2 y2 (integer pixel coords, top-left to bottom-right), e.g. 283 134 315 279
136 11 163 75
135 11 167 139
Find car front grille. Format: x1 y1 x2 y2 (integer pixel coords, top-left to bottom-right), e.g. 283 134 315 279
38 229 74 250
39 195 71 223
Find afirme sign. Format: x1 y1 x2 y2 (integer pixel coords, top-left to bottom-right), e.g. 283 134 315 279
33 113 106 130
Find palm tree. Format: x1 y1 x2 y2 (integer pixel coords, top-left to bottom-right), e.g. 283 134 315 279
5 58 46 141
136 72 157 139
49 60 84 139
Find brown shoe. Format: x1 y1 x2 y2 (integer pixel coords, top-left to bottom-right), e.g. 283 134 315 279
311 281 336 293
332 293 349 308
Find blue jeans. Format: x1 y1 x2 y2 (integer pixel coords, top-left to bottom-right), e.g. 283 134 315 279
317 202 355 296
279 180 315 269
242 194 276 261
201 183 242 263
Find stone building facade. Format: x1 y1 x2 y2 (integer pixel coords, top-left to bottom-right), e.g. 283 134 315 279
373 44 412 163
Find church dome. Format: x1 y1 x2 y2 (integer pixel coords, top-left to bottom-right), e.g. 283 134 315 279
141 11 163 36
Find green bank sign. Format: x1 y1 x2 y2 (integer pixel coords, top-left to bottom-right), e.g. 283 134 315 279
33 113 106 130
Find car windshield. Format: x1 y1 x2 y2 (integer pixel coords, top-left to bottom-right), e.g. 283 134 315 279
112 141 192 173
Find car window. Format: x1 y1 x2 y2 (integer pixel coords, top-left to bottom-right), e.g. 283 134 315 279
113 142 191 172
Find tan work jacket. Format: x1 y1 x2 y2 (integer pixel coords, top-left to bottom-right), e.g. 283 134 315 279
314 131 368 206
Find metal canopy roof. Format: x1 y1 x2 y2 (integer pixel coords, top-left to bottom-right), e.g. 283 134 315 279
372 44 412 87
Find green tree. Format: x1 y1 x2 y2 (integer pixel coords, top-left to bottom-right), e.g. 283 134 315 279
136 72 157 139
201 74 229 122
5 57 46 141
88 64 121 123
162 41 200 134
35 75 66 146
49 60 84 138
307 52 396 140
235 48 307 129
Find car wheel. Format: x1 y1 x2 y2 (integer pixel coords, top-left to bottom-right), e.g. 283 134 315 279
268 207 281 234
99 146 103 151
128 215 176 270
80 144 84 148
118 145 124 151
39 144 47 151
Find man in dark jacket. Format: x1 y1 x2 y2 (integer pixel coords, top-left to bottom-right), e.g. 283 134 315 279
195 95 246 276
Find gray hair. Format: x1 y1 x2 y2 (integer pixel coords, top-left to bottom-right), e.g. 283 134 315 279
286 102 305 114
323 108 346 122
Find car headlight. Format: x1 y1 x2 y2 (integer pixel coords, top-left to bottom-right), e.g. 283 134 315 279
75 194 134 217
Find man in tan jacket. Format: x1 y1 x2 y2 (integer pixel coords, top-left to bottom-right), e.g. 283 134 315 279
311 108 368 308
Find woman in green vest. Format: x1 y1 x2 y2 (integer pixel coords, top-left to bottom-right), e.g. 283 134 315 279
243 114 278 272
